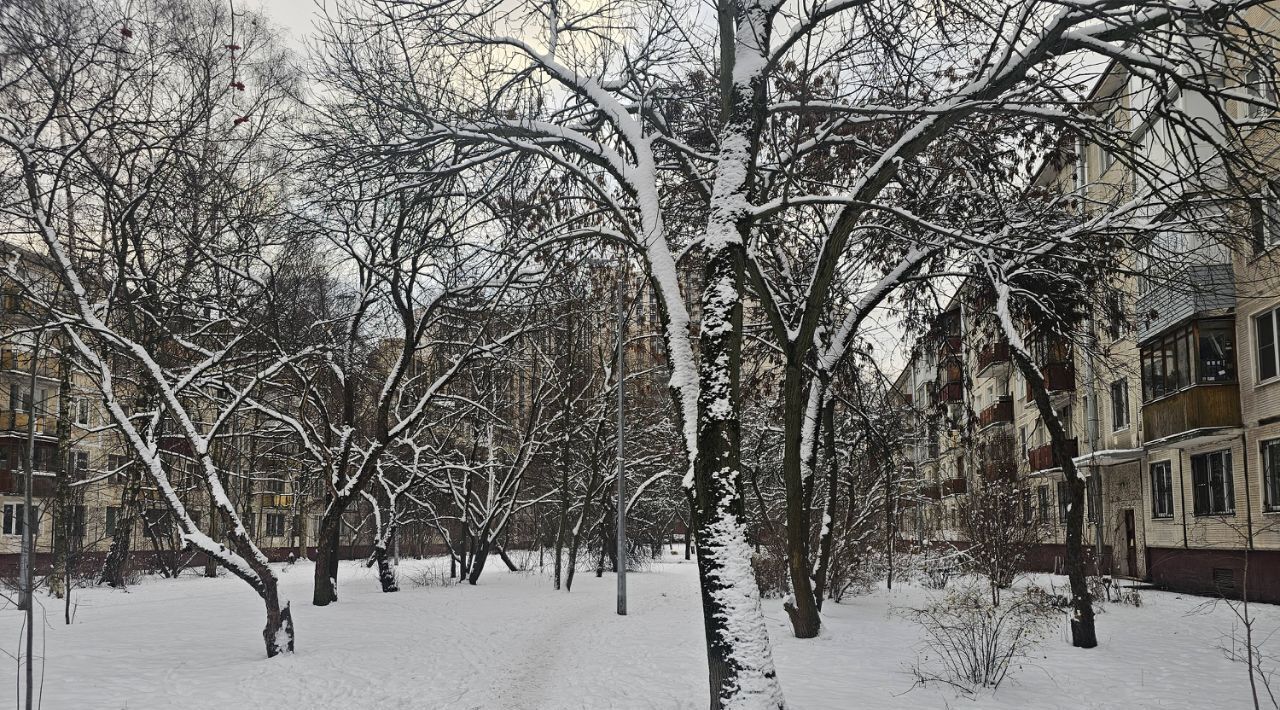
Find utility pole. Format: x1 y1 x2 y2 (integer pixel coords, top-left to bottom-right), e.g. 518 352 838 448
616 262 627 616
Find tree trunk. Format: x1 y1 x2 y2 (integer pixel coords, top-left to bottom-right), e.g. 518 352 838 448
495 542 519 572
812 395 839 612
99 474 140 587
374 540 398 593
692 238 783 709
50 347 74 600
312 510 341 606
467 532 491 585
1013 349 1097 649
780 364 821 638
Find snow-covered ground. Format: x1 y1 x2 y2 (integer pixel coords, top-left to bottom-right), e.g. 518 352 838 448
2 554 1272 709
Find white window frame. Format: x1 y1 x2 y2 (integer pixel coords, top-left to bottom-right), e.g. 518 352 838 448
2 503 34 536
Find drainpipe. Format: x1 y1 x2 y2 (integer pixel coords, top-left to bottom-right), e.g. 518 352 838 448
1178 452 1189 549
1084 321 1104 571
1241 432 1254 551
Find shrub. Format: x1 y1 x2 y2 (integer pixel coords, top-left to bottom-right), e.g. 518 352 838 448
908 581 1059 691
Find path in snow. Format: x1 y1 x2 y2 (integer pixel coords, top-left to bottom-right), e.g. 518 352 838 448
0 554 1273 709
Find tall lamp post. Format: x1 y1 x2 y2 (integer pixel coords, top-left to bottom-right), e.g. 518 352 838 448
615 259 627 616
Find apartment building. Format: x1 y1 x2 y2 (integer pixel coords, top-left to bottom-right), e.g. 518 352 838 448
898 26 1280 601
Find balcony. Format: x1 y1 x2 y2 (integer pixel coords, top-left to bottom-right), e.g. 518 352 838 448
1142 384 1242 444
931 381 963 405
0 349 59 378
1026 362 1075 398
260 493 295 509
937 335 963 359
978 396 1014 428
921 484 942 500
1028 438 1079 472
0 471 55 497
979 433 1017 482
942 477 968 496
976 342 1010 372
0 411 55 435
1135 263 1235 342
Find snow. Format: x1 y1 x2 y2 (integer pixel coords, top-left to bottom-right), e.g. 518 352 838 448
4 558 1273 709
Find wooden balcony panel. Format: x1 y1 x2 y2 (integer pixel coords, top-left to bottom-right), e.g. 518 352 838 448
922 484 942 500
1142 384 1242 443
934 381 963 404
1028 438 1079 472
943 477 968 496
976 342 1011 372
0 471 55 497
979 397 1014 428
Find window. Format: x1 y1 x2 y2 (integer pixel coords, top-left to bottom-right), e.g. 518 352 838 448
1191 449 1235 516
105 507 121 536
74 451 88 477
9 384 30 412
75 398 89 425
0 446 8 471
2 503 36 536
265 477 285 494
1038 486 1051 524
68 505 85 539
1199 320 1236 384
1141 320 1237 400
1252 185 1280 250
1110 380 1130 430
1151 461 1174 519
1257 307 1280 383
1262 439 1280 512
1246 65 1277 118
1057 481 1070 523
1105 292 1127 340
1020 426 1028 460
266 513 286 537
1022 490 1034 525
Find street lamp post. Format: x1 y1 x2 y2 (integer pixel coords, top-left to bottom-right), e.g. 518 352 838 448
615 262 627 616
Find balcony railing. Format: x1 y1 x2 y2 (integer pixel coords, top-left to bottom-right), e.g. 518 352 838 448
260 493 295 509
1142 384 1241 442
942 477 968 496
1026 362 1075 398
921 484 942 500
976 342 1010 372
978 396 1014 428
938 335 963 359
0 411 55 435
931 381 963 405
1028 438 1079 472
0 349 59 378
0 471 54 497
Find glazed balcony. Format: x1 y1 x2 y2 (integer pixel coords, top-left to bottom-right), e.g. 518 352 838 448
1028 438 1079 472
1142 384 1241 443
0 349 59 378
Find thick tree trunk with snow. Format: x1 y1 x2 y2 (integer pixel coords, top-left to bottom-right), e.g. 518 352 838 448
693 242 784 710
99 475 140 588
1012 350 1097 649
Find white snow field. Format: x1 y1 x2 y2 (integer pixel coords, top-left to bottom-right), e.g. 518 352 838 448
2 556 1272 709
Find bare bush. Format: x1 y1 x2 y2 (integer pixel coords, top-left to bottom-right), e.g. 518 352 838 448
909 582 1058 692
